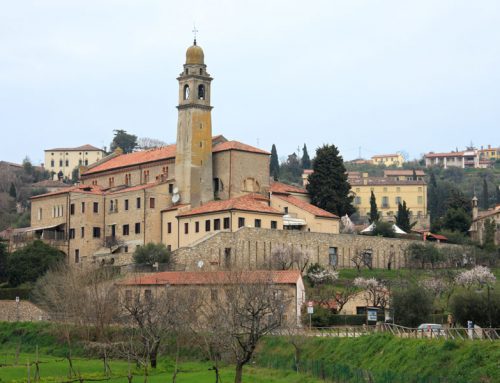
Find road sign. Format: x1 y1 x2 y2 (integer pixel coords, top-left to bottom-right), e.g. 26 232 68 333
307 306 314 314
307 301 313 307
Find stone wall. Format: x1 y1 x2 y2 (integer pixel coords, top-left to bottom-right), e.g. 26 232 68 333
173 227 458 271
0 300 49 322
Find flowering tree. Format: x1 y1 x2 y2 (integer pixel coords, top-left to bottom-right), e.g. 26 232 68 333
353 277 389 308
307 265 339 286
455 266 496 288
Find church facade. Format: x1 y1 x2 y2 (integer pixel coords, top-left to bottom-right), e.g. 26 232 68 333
23 41 339 266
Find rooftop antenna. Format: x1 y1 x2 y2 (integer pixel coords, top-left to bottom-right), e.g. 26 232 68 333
192 23 199 45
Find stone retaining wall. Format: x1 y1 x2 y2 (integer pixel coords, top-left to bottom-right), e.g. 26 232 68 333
0 300 48 322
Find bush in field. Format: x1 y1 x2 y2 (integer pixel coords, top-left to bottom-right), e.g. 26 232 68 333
392 285 434 327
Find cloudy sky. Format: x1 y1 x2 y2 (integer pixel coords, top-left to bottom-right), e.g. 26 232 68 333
1 0 499 165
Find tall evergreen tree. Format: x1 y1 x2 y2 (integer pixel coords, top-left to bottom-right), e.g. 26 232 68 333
412 169 417 181
301 144 311 169
369 190 380 223
8 183 16 199
482 178 489 210
110 129 138 154
496 185 500 204
395 201 414 233
306 144 354 217
428 171 439 222
270 144 280 181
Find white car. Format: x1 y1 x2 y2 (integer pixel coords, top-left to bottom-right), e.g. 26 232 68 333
417 323 446 337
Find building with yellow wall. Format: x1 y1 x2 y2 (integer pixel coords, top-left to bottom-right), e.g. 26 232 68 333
371 153 404 167
44 144 105 181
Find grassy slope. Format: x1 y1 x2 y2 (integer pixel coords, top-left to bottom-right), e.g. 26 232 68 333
258 334 500 383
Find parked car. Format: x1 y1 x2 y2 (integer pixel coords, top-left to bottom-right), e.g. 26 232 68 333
417 323 446 337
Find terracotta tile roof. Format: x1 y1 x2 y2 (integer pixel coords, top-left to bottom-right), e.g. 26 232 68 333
383 170 425 177
31 180 72 188
45 144 104 152
107 182 164 195
212 140 270 155
273 194 338 218
30 184 105 200
178 193 281 217
118 270 302 286
372 153 400 158
349 177 426 186
83 145 177 175
270 181 307 194
424 151 465 158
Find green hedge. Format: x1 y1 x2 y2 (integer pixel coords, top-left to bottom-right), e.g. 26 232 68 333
0 287 32 300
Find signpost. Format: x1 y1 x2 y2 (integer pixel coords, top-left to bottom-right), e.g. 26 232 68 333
367 307 378 324
307 301 314 330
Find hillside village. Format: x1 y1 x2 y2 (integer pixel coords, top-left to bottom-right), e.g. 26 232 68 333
1 39 500 383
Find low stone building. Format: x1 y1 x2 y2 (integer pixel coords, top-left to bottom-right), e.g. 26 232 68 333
469 197 500 246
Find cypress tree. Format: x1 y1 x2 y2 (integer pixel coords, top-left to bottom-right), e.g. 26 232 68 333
482 178 489 210
270 144 280 181
9 183 16 199
369 190 380 223
395 201 413 232
301 144 311 169
412 169 417 181
306 144 354 217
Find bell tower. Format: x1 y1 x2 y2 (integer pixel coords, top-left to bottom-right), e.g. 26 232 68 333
175 40 214 207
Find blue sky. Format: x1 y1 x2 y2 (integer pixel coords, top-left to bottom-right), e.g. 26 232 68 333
1 0 499 165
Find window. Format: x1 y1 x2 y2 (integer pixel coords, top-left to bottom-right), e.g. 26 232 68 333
238 217 245 228
135 223 141 234
74 249 80 264
81 202 85 213
198 84 205 100
271 220 277 229
124 199 129 211
205 220 211 232
37 208 42 220
169 184 173 194
214 219 220 230
136 197 141 209
284 207 289 214
396 187 401 192
184 222 189 234
144 289 152 301
382 196 389 208
329 247 338 267
149 198 155 209
143 170 150 183
84 159 88 166
183 84 190 100
395 196 402 205
65 160 69 167
354 196 361 205
167 222 172 234
195 221 199 233
418 196 423 205
93 202 99 213
50 160 54 167
123 224 129 236
418 187 422 192
383 187 388 192
93 227 101 238
59 160 63 167
254 219 261 228
223 217 230 229
81 227 85 238
69 228 75 239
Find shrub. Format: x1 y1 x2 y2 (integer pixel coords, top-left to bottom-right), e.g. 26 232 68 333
133 242 172 267
392 285 434 327
450 288 500 327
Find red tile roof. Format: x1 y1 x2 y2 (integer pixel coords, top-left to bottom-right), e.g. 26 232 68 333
273 194 338 218
45 144 103 152
270 181 307 195
83 145 177 175
384 170 425 177
372 153 400 158
212 140 270 155
178 193 281 217
424 151 465 158
30 184 105 199
118 270 302 286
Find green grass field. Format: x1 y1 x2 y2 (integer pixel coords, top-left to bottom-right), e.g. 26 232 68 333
0 352 324 383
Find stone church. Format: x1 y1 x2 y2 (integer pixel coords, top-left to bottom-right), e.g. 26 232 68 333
22 41 340 267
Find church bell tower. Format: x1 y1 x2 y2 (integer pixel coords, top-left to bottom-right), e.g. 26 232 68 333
175 40 214 207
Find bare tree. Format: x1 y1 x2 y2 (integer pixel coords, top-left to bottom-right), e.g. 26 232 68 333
137 137 168 150
333 282 358 314
200 272 288 383
351 248 373 271
268 245 311 272
353 277 389 308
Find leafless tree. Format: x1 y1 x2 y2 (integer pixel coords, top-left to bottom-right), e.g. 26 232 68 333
268 245 311 272
137 137 168 150
200 272 289 383
351 248 373 271
333 282 358 313
354 277 389 308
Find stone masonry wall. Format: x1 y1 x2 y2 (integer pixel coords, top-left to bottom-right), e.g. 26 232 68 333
0 300 49 322
174 227 458 271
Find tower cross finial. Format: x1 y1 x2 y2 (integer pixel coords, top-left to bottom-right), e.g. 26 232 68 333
192 24 199 45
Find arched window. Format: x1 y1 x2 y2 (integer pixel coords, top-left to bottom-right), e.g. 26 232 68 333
183 84 190 100
198 84 205 100
199 68 203 75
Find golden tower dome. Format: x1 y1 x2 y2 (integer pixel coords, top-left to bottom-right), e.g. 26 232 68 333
186 41 204 65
